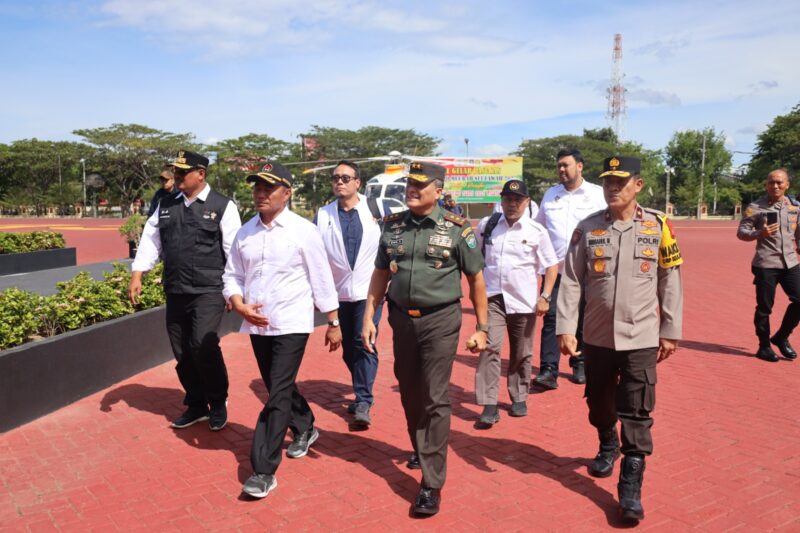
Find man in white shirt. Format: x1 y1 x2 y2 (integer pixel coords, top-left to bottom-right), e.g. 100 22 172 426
315 160 383 428
534 149 607 389
128 150 241 432
223 162 342 500
475 179 559 426
493 196 539 219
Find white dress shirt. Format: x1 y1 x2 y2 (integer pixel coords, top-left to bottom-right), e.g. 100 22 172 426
494 199 539 220
131 184 241 272
316 193 382 302
223 208 339 336
476 214 559 314
535 179 606 272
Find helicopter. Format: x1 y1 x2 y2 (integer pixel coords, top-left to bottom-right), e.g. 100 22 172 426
284 151 450 214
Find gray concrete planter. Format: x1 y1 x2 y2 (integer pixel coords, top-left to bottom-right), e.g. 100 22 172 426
0 247 77 276
0 306 242 432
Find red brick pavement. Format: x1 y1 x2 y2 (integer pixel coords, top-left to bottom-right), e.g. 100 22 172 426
2 220 800 531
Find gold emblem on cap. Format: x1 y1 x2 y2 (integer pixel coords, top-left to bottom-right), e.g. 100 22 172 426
510 182 520 191
609 157 620 168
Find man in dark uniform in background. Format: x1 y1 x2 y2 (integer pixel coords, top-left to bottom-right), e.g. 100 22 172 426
148 165 177 217
737 168 800 361
557 156 683 523
362 161 488 516
129 150 241 431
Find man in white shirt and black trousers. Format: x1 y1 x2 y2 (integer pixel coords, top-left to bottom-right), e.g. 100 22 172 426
534 148 607 389
475 179 559 427
315 160 384 428
223 162 342 500
129 150 242 432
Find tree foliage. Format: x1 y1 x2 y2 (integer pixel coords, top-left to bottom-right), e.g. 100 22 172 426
72 124 196 215
748 103 800 185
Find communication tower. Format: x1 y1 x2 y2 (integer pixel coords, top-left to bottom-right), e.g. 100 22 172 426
607 33 626 142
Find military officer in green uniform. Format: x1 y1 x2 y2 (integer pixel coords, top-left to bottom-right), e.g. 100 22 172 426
557 156 683 524
363 161 488 516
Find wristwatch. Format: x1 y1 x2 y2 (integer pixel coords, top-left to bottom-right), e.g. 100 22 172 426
328 319 340 328
540 292 551 303
476 323 490 333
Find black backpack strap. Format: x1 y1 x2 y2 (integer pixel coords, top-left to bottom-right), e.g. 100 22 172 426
481 212 503 256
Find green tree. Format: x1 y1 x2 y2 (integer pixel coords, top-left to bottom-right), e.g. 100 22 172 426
664 128 735 215
295 126 440 211
745 103 800 199
514 130 665 208
72 124 196 215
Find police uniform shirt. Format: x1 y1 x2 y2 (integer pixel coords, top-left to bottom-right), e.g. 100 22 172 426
737 195 800 269
476 214 559 314
132 184 241 272
375 204 484 309
222 207 339 336
535 179 607 272
556 205 683 350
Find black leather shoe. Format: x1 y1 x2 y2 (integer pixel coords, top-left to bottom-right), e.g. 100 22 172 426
412 486 441 516
570 360 586 384
476 405 500 428
756 346 780 362
771 336 797 360
534 367 559 390
406 453 421 470
618 455 645 523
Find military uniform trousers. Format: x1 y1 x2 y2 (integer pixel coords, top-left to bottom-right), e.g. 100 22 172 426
165 292 229 409
388 300 461 490
249 333 314 475
584 344 657 456
752 265 800 346
475 294 535 405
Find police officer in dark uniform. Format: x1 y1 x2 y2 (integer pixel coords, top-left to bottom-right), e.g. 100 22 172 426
129 150 241 431
737 168 800 361
557 156 683 524
362 161 488 516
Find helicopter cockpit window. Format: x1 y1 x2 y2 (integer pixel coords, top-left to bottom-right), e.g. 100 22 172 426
365 184 382 199
385 184 406 202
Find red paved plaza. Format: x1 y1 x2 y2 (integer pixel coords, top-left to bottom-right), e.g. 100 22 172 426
2 220 800 531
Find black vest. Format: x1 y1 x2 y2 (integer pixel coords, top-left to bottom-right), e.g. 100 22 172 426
157 189 230 294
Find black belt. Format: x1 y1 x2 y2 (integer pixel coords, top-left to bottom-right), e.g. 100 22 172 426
389 300 458 318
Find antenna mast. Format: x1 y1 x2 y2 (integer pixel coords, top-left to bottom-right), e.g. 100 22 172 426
607 33 626 143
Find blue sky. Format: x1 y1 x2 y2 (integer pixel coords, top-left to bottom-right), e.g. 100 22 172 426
1 0 798 167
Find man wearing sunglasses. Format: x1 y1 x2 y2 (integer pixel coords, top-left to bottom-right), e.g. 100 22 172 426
315 160 384 428
129 149 241 432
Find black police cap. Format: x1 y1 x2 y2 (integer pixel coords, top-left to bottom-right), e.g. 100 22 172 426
170 150 209 170
246 162 293 188
599 156 641 178
408 161 446 184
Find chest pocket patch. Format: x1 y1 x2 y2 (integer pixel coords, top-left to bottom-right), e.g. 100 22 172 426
635 244 658 278
587 245 612 276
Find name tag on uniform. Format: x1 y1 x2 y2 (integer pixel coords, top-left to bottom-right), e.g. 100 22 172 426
429 235 453 247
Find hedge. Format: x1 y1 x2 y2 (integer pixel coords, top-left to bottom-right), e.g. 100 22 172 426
0 262 166 350
0 231 66 255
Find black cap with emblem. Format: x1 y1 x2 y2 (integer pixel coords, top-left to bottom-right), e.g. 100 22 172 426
408 161 446 185
246 162 293 188
171 150 209 170
500 179 529 197
599 156 641 178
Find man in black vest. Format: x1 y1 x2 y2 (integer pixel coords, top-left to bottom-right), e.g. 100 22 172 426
129 150 242 431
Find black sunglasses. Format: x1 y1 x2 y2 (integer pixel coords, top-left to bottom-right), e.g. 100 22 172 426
330 174 357 183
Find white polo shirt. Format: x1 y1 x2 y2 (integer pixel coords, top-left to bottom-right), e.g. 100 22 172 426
476 214 559 314
222 208 339 336
535 179 606 272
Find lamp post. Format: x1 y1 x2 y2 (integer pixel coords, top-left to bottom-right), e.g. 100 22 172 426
464 138 469 157
665 166 673 213
696 132 707 219
79 158 86 218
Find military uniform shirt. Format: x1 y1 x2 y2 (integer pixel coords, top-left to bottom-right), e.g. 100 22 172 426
375 205 484 308
737 195 800 269
556 205 683 350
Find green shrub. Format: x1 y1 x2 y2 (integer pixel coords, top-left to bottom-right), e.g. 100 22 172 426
0 231 66 254
0 288 42 349
0 262 167 350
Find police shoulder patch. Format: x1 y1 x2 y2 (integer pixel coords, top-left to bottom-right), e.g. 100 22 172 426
443 211 466 226
461 226 474 238
466 233 477 248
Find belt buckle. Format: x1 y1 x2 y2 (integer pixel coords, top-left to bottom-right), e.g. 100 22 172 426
407 309 422 318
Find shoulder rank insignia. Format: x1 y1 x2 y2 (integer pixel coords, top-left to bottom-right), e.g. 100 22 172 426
442 211 466 226
745 207 754 217
383 210 406 223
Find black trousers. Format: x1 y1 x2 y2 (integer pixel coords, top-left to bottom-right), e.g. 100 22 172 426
388 301 461 490
165 292 228 409
752 265 800 346
584 344 657 456
539 275 585 371
249 333 313 475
